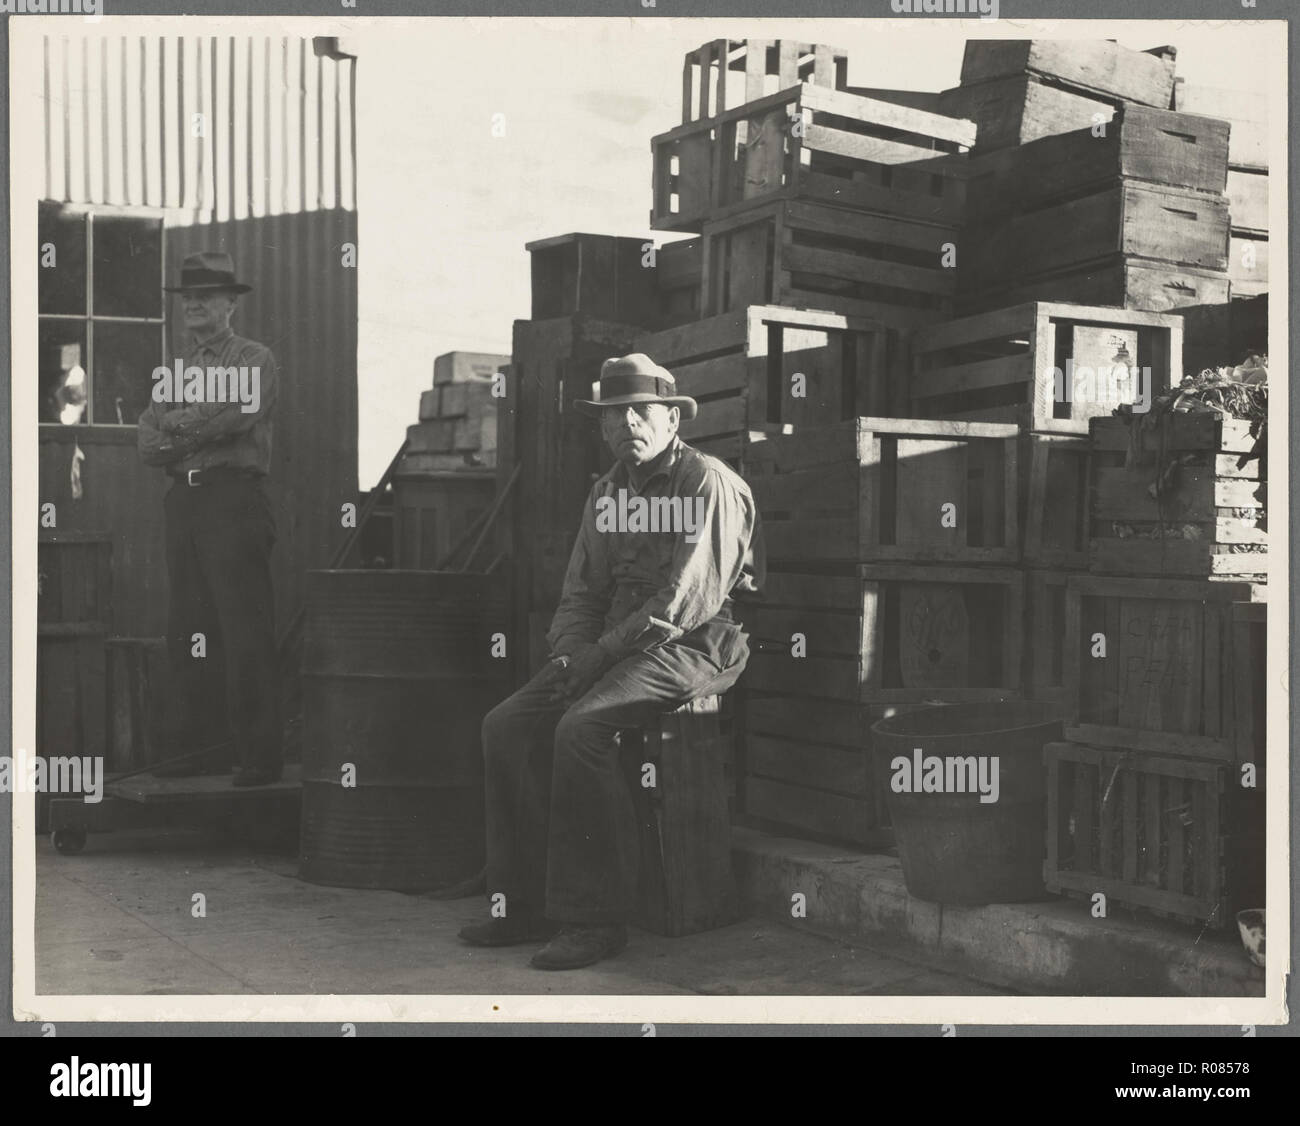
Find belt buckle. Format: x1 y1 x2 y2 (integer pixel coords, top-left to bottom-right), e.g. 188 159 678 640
186 469 201 487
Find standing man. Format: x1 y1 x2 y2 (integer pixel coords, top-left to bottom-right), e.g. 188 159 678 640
460 353 763 970
137 251 282 787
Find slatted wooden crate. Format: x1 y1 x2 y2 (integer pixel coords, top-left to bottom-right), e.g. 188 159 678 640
1024 570 1069 705
1044 742 1229 927
956 255 1232 316
910 301 1182 434
1175 293 1268 376
635 304 902 465
653 236 702 328
965 104 1230 222
1088 413 1266 579
679 38 848 124
38 532 112 625
745 417 1019 564
1021 432 1090 568
526 233 657 326
1063 574 1265 761
652 81 973 233
738 566 1024 705
959 39 1178 109
937 75 1115 153
964 183 1230 295
700 198 956 330
739 693 920 850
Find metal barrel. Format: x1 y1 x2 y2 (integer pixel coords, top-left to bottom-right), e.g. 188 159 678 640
871 702 1064 906
298 570 509 891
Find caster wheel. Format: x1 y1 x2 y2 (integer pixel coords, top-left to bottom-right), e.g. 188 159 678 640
52 828 87 855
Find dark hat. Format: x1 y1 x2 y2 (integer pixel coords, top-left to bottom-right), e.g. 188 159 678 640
573 353 698 421
164 251 252 294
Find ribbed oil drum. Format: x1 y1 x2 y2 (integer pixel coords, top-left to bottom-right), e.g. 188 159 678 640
298 570 509 891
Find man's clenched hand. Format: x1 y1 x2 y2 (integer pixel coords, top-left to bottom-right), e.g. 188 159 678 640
549 643 618 705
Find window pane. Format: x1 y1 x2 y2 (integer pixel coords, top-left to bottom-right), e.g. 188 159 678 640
38 203 87 315
92 215 163 318
39 320 88 425
92 321 164 425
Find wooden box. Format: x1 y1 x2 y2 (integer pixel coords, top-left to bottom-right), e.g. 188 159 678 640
745 417 1020 564
957 256 1232 316
1063 574 1265 761
937 75 1115 153
738 565 1024 705
623 694 739 936
910 301 1182 434
1022 432 1090 568
964 182 1230 291
526 233 657 327
393 471 496 570
635 304 902 465
740 694 916 850
700 198 956 330
653 236 702 328
960 40 1177 108
679 38 847 124
1088 414 1266 579
966 104 1230 220
38 532 112 625
1175 293 1268 375
1044 742 1229 927
652 81 973 233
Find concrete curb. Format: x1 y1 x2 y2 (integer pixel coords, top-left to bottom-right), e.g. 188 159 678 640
732 828 1264 997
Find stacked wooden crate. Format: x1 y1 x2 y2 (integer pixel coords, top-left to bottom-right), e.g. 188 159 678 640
402 351 507 473
958 103 1232 314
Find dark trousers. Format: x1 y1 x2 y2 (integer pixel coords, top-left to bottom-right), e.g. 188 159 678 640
164 478 281 773
481 617 748 925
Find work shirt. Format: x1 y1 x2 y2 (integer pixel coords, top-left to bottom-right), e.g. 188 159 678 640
137 326 278 476
547 436 764 663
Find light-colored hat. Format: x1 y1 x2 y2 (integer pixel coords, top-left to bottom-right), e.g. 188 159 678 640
573 353 698 421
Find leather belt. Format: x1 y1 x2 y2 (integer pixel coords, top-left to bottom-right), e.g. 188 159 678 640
172 468 263 487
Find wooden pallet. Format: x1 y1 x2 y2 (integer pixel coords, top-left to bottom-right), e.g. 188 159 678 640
965 104 1230 220
910 301 1182 434
955 255 1231 316
964 182 1230 293
1022 432 1090 568
652 81 973 233
738 694 916 850
1088 413 1266 580
700 198 957 330
745 417 1019 564
937 75 1115 153
635 303 903 466
1044 742 1228 927
959 39 1178 109
1062 574 1265 762
738 565 1024 705
679 38 848 124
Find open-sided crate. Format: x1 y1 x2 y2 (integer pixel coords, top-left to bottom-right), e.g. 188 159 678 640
1044 742 1229 927
635 304 903 465
745 417 1019 564
1063 574 1265 762
1088 413 1266 579
651 81 974 233
700 198 956 330
738 565 1024 705
679 38 847 124
910 301 1182 434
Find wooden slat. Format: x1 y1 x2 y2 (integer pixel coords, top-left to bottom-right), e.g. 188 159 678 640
745 734 868 796
802 123 952 167
801 82 977 147
783 242 955 297
748 461 857 512
743 777 876 846
913 303 1036 354
743 693 863 746
912 353 1032 397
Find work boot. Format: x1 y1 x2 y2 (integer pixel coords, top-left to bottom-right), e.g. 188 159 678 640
458 913 560 948
530 924 628 971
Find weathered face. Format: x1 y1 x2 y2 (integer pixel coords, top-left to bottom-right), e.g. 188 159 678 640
600 401 679 467
180 289 238 338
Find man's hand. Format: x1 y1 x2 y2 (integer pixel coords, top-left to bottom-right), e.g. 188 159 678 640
549 642 617 705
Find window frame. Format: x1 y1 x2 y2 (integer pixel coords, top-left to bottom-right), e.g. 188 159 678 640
38 200 168 429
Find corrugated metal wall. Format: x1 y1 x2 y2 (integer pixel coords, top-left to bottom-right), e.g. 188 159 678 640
42 34 356 221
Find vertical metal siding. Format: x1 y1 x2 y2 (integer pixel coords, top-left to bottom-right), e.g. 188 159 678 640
42 33 357 220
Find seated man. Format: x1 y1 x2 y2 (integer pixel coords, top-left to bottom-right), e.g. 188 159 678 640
460 353 764 970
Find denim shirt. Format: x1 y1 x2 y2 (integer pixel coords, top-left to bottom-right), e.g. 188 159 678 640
547 436 764 663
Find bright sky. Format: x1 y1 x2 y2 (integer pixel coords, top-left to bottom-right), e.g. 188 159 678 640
353 17 1278 485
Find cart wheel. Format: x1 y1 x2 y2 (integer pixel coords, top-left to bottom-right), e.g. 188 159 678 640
52 828 87 855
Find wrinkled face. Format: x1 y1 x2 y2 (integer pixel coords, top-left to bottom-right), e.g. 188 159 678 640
600 401 679 467
180 289 238 338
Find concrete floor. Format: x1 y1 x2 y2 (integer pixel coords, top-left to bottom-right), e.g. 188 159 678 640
35 828 1009 997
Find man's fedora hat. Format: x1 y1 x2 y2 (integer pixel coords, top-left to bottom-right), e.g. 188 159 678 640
574 354 698 421
164 251 253 294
